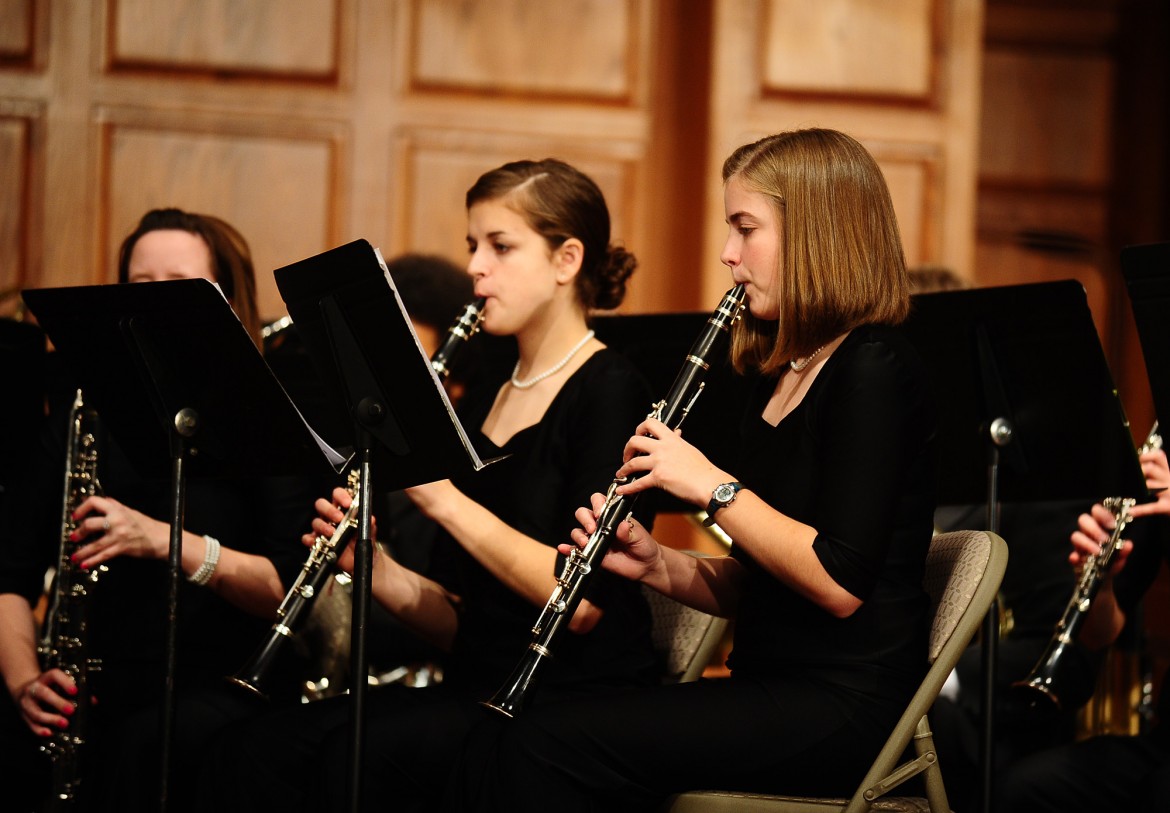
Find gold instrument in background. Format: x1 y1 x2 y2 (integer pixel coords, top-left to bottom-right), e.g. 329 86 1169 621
1013 422 1162 710
483 285 746 717
227 298 486 699
38 390 105 810
228 470 361 698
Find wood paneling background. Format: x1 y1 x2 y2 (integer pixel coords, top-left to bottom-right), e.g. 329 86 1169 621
1 0 988 320
1 0 1168 752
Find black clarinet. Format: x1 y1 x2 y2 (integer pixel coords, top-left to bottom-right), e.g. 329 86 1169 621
228 298 486 698
483 285 746 716
1012 423 1161 710
39 391 104 810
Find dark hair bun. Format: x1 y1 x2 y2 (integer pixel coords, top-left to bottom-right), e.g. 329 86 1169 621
587 244 637 311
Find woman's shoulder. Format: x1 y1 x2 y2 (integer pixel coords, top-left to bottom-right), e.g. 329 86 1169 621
549 347 654 427
567 347 652 393
835 323 926 376
815 323 933 408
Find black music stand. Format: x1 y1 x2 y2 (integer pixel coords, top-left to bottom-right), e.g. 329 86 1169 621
22 279 347 812
1122 242 1170 425
903 279 1148 813
273 239 497 813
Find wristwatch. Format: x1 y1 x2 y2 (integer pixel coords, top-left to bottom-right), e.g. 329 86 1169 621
703 482 744 527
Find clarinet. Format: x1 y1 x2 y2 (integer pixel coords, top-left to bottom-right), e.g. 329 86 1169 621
38 391 105 811
227 298 486 698
483 285 746 717
1012 422 1162 710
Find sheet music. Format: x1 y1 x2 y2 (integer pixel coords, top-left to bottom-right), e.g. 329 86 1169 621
374 246 503 473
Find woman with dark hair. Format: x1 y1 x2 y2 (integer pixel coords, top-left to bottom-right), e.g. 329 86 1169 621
116 207 262 345
449 128 939 812
0 208 320 812
202 159 659 812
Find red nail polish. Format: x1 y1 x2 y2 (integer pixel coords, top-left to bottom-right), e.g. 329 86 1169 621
57 718 68 729
70 553 79 563
67 685 78 696
63 704 74 716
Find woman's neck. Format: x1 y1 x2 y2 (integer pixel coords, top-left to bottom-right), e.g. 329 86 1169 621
513 304 592 378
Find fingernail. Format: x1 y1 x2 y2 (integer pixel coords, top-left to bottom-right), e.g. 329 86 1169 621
69 531 79 541
63 704 74 716
67 685 78 696
57 718 69 729
70 553 79 563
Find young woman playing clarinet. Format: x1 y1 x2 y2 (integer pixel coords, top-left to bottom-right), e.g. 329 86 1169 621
202 158 659 812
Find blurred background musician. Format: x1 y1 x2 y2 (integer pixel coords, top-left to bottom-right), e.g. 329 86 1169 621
996 441 1170 812
0 208 324 812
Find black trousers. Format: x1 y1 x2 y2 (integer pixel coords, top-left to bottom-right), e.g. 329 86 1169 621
995 732 1170 813
0 683 267 813
200 682 500 813
443 675 903 813
92 685 269 813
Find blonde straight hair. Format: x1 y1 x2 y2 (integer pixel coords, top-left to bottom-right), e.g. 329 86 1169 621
722 129 910 375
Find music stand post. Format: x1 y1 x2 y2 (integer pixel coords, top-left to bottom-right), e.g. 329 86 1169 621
904 279 1148 813
273 239 498 813
22 279 347 812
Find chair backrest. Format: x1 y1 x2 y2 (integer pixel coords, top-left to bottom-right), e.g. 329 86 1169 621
841 529 1008 812
662 530 1007 813
642 578 729 684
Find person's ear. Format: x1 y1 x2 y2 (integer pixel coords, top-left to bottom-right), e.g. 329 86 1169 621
554 238 584 284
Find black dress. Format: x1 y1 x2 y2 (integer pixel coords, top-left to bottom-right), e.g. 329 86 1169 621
452 323 938 813
198 348 658 813
0 377 323 813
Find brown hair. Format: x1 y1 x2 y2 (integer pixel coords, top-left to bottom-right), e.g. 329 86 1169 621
465 158 636 311
117 208 262 346
721 129 910 374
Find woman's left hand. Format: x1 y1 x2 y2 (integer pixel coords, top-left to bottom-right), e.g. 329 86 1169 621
613 417 727 507
70 495 168 568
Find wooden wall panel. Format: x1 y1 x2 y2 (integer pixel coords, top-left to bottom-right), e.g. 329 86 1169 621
763 0 934 102
875 151 937 269
411 0 638 101
705 0 982 302
99 115 345 319
0 113 30 309
0 0 34 62
980 50 1114 188
108 0 342 79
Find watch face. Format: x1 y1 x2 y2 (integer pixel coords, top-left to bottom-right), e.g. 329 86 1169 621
714 483 736 504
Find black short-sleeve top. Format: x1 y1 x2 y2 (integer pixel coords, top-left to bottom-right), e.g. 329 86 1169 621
430 348 658 697
728 324 938 701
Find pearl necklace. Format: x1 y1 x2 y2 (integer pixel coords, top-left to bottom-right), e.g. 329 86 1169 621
510 330 596 389
789 343 828 372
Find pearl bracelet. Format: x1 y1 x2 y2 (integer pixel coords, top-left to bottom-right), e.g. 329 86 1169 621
188 535 221 586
